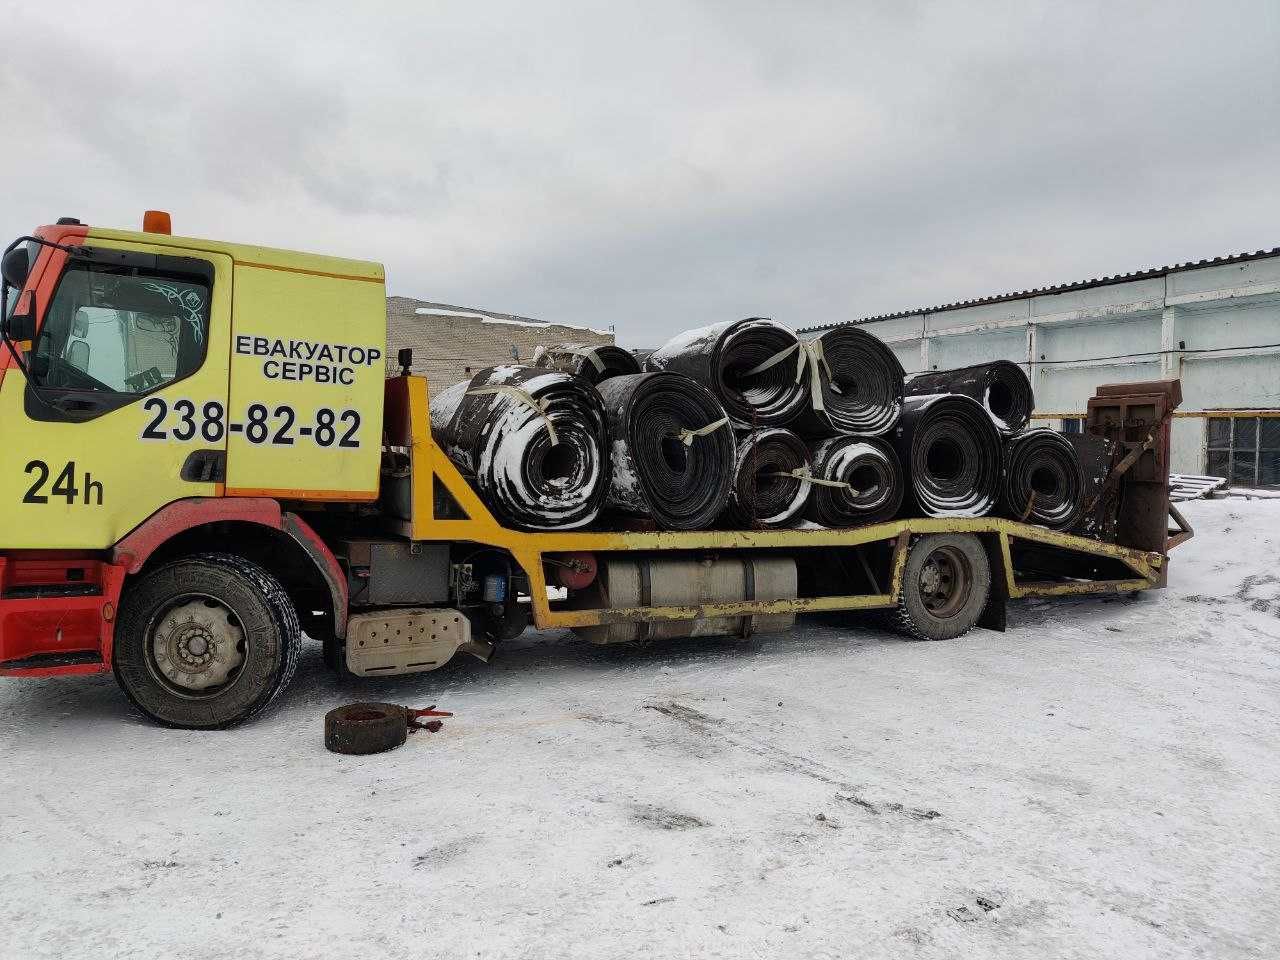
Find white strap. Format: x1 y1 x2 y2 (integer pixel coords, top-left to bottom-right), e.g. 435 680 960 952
677 416 730 446
572 346 606 373
767 466 855 492
802 339 832 413
742 339 832 412
466 385 559 445
744 341 804 379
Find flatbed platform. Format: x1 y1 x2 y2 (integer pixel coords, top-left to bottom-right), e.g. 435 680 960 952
385 376 1174 634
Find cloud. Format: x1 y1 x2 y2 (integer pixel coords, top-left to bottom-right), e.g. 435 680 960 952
2 0 1277 346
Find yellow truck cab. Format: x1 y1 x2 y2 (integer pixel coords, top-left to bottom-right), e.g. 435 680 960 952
0 214 1183 729
0 214 386 724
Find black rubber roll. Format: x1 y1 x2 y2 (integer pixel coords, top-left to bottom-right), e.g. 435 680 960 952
646 318 807 428
429 365 608 530
803 436 903 527
534 342 642 385
894 394 1002 518
904 360 1033 433
1000 428 1085 530
792 327 904 438
596 372 736 530
725 428 811 529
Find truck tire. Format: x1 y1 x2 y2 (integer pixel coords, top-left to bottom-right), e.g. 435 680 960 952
895 534 991 641
324 702 409 754
113 553 301 729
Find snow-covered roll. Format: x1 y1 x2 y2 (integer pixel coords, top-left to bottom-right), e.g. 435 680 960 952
792 327 904 438
646 318 807 428
724 428 812 529
533 342 642 386
1001 428 1084 530
894 394 1001 518
904 360 1033 434
596 372 736 530
429 365 608 530
803 436 903 527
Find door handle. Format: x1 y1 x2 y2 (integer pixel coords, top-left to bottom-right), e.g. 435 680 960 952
181 450 227 484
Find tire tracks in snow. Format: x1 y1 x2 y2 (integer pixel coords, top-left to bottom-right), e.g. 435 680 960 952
642 700 944 823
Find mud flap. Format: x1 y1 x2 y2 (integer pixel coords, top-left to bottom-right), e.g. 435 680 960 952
977 536 1007 633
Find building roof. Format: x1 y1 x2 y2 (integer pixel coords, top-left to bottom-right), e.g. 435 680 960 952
388 296 613 337
797 246 1280 333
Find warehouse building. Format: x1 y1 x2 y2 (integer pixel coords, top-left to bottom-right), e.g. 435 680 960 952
801 248 1280 488
386 296 615 389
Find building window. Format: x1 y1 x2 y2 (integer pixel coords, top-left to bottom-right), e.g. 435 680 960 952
1206 416 1280 488
1060 417 1084 435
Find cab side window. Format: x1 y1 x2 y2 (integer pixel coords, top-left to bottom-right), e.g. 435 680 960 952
32 260 211 395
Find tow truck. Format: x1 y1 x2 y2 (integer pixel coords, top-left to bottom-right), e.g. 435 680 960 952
0 213 1190 727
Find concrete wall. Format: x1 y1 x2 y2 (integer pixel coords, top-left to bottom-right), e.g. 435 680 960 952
836 253 1280 483
386 296 615 391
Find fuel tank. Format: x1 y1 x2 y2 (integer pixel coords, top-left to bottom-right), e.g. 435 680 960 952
572 555 797 645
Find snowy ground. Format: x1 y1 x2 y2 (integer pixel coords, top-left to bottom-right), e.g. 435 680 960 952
2 498 1278 960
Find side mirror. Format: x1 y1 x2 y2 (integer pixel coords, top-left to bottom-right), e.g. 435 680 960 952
1 245 30 290
6 290 35 342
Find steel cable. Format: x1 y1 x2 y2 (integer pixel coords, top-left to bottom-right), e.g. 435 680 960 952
905 360 1034 433
596 372 736 530
533 341 642 385
804 436 904 527
1000 428 1085 530
724 428 812 529
429 365 608 530
793 327 904 437
646 317 807 428
894 394 1002 517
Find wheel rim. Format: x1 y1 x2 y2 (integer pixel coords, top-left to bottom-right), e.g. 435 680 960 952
918 545 972 619
145 594 247 699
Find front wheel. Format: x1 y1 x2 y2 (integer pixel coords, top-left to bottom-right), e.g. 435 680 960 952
114 553 301 728
895 534 992 641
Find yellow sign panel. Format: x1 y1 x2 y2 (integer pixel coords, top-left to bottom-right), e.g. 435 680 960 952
224 263 386 500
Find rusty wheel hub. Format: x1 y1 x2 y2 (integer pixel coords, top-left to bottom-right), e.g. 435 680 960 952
918 546 972 619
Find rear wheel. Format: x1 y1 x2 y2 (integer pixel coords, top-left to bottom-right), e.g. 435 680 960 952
114 553 301 728
896 534 991 641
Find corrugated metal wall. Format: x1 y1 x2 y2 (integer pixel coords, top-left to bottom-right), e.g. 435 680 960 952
820 253 1280 486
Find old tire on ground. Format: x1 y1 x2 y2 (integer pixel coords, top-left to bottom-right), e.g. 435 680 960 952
896 534 991 641
324 703 408 755
114 553 301 729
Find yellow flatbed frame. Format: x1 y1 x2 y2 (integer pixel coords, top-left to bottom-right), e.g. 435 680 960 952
386 376 1167 631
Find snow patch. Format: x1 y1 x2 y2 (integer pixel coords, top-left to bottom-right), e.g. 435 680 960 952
414 305 610 337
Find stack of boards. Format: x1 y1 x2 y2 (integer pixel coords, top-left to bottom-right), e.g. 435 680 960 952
427 319 1084 535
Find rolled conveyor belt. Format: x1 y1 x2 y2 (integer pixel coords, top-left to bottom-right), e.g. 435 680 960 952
429 365 608 530
534 342 642 386
596 372 736 530
792 327 904 438
724 428 812 529
646 317 807 428
894 394 1002 518
1000 428 1085 530
804 436 903 527
904 360 1034 433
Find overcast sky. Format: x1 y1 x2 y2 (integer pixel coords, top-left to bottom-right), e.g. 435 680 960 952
4 1 1278 346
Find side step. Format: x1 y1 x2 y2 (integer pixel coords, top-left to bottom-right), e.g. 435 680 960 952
0 650 103 671
2 584 102 600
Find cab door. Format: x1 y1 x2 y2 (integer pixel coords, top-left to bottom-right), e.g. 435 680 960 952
0 240 233 550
